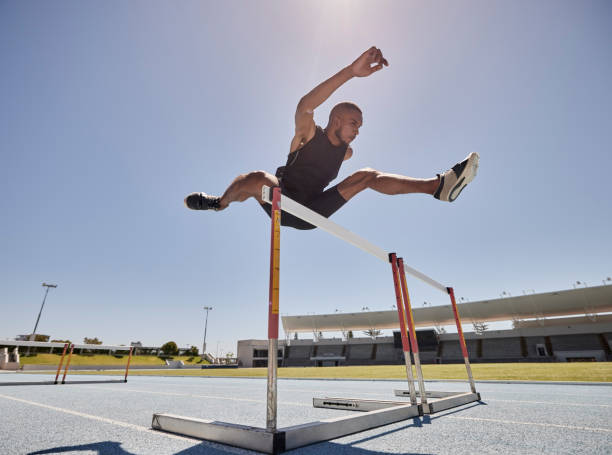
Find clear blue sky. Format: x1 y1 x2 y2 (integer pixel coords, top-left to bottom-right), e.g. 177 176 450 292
1 1 611 355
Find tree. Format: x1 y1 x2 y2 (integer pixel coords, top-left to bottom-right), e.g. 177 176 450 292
33 334 50 342
161 341 179 356
363 329 382 339
188 346 199 356
83 337 103 345
51 339 71 344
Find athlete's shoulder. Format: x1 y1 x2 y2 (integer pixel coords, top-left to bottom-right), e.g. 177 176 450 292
298 125 324 149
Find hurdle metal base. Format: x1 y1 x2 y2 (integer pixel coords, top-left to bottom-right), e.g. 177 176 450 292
314 391 480 416
152 402 419 454
393 390 481 414
313 397 422 413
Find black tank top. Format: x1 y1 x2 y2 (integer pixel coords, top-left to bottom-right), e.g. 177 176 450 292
276 126 347 203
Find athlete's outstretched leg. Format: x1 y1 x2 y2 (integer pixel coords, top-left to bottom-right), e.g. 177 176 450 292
184 171 278 211
337 169 438 201
337 152 479 203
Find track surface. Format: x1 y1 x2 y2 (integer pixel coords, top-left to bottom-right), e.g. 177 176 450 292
0 373 610 454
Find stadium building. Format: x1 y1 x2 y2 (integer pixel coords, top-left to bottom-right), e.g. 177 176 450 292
237 285 612 367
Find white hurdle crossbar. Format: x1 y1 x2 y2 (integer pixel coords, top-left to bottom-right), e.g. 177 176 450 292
261 185 448 294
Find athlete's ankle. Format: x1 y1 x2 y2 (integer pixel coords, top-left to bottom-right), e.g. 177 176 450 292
217 196 231 210
431 176 441 195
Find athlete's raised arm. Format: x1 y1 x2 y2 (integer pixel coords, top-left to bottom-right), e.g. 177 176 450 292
290 47 388 153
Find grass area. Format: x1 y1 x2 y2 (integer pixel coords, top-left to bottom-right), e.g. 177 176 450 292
19 353 208 366
55 362 612 382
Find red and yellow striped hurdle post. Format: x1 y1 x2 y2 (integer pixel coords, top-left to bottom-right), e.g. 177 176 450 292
397 257 429 411
266 186 281 432
54 343 69 384
389 253 417 405
447 287 477 393
124 347 134 382
61 344 75 384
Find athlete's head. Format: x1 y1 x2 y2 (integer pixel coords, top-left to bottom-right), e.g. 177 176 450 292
326 102 363 146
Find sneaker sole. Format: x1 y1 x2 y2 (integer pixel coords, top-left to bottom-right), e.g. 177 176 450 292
449 152 479 202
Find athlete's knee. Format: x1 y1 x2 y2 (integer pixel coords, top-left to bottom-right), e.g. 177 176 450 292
243 170 276 188
352 168 381 187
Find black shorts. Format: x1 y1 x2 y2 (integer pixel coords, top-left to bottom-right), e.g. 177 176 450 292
260 184 347 230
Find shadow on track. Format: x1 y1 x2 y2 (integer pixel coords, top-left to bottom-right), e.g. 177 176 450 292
27 441 244 455
28 442 132 455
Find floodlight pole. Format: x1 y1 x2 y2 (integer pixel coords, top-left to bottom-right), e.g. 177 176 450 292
202 306 213 356
30 283 57 341
27 282 57 355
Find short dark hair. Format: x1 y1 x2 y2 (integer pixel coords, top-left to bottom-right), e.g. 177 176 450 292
328 102 362 124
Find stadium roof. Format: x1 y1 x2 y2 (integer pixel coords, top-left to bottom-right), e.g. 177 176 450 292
281 285 612 333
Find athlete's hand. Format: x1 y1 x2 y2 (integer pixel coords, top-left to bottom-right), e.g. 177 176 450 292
350 47 389 77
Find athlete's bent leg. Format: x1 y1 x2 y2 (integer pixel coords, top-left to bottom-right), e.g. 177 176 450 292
219 171 278 209
184 170 278 211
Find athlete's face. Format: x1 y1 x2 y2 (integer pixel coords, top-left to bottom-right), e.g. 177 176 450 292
334 111 363 146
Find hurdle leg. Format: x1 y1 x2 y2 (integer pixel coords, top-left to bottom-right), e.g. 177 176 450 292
124 347 134 382
54 343 69 384
61 344 75 384
397 258 429 412
388 253 417 405
266 187 281 431
447 287 477 393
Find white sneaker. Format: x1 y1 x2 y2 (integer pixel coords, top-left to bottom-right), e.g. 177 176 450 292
434 152 480 202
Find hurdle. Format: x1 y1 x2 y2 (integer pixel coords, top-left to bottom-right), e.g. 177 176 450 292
151 186 477 453
0 343 134 386
56 344 134 385
258 186 480 415
390 257 481 413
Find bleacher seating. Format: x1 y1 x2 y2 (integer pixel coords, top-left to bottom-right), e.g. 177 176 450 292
417 351 439 363
439 339 478 361
286 345 311 358
374 343 397 363
316 345 344 357
284 345 312 366
549 334 601 351
415 330 439 350
481 337 522 360
347 344 373 360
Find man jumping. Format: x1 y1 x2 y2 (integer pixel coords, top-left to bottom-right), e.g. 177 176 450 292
184 47 479 230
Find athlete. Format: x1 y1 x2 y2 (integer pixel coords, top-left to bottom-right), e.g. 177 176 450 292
184 47 479 230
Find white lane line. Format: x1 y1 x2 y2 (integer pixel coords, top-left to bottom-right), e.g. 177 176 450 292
71 385 311 407
486 398 612 408
448 415 612 433
0 393 197 442
480 390 612 399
